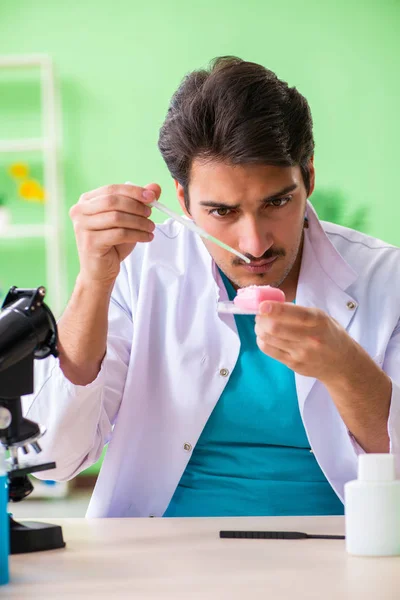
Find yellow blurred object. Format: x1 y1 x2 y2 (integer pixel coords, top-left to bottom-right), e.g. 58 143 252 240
9 162 29 179
7 161 46 203
18 179 45 202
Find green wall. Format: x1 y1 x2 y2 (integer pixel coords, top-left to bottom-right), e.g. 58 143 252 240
0 0 399 305
0 1 399 473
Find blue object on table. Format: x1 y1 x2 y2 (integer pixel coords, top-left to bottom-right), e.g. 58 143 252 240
0 446 9 585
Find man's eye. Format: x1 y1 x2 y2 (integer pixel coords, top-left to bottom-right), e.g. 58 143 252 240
269 196 292 208
209 207 231 217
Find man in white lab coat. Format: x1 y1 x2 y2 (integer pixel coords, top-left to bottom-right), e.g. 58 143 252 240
24 57 400 518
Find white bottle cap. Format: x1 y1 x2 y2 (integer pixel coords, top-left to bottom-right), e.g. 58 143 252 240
358 453 395 482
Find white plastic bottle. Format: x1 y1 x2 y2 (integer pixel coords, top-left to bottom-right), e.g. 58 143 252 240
345 453 400 556
0 444 9 585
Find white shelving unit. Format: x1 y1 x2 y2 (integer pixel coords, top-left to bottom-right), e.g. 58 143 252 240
0 54 67 318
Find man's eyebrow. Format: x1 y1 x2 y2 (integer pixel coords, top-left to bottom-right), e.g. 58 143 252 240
264 183 298 200
199 200 240 209
199 183 298 209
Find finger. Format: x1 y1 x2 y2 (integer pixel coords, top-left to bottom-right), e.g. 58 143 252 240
256 337 292 363
79 195 153 218
259 301 322 327
255 317 313 342
255 327 299 352
76 212 156 234
125 181 163 203
90 228 154 250
143 182 162 199
79 183 161 204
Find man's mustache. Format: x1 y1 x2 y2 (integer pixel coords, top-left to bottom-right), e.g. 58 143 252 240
233 249 286 266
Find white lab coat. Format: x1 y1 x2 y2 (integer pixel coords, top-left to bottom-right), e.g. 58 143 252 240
23 202 400 517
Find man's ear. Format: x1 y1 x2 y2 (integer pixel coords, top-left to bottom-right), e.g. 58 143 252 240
175 180 191 217
307 157 315 198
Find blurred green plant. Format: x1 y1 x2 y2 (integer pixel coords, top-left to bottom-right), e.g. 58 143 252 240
309 189 369 233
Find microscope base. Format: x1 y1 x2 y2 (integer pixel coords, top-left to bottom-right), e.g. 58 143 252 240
9 516 66 554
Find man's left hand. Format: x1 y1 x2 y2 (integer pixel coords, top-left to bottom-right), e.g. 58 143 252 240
255 300 392 453
255 301 356 383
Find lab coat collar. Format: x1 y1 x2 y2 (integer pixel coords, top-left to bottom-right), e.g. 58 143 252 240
295 201 359 413
304 200 358 291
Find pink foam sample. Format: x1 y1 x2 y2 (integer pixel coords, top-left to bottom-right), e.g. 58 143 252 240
233 285 286 311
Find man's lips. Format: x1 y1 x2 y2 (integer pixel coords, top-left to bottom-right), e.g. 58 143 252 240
241 256 278 273
250 256 278 266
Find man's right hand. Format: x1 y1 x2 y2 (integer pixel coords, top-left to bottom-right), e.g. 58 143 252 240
69 182 160 286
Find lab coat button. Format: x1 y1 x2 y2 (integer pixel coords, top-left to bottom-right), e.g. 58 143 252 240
347 301 357 310
183 443 192 452
220 368 229 377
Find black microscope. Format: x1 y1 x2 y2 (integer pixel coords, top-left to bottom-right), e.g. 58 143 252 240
0 286 65 554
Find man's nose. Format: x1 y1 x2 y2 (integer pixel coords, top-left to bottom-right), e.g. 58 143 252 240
238 218 273 259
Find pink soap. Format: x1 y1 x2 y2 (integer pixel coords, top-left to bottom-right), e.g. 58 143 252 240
233 285 286 310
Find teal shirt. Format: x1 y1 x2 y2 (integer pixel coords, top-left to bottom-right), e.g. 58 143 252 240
164 272 343 517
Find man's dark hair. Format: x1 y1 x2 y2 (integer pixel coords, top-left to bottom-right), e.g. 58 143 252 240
158 56 315 211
